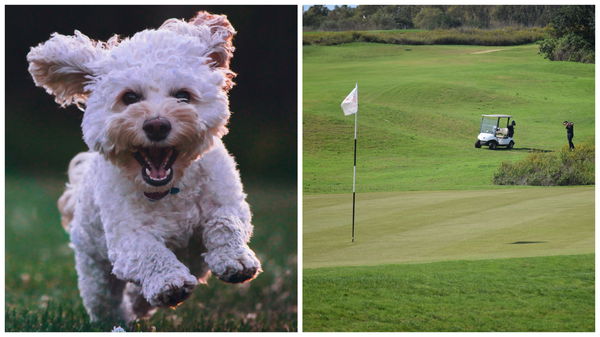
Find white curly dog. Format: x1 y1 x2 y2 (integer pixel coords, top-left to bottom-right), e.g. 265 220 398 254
27 12 262 323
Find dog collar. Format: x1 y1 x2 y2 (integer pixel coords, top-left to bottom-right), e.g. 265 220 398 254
144 187 180 202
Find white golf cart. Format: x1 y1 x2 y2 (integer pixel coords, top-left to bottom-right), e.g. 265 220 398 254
474 114 515 150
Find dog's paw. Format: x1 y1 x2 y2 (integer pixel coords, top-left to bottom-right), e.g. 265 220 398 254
204 246 262 284
144 272 198 307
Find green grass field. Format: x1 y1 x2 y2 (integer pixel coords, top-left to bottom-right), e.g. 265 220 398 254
304 254 594 332
304 43 594 193
5 172 297 332
303 42 594 331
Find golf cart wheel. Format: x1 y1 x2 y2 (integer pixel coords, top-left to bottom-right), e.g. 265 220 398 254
507 141 514 150
475 140 481 148
488 141 497 150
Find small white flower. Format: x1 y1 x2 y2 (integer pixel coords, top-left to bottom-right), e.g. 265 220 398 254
111 326 126 332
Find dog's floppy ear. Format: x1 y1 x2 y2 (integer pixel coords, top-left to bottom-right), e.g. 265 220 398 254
27 30 101 108
188 11 236 70
160 11 236 70
190 12 236 91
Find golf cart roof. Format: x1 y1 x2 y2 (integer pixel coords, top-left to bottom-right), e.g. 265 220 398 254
482 114 512 118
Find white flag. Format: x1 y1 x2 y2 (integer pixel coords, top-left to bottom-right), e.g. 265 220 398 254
341 85 358 116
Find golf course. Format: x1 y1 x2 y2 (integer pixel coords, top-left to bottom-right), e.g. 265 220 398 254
303 42 594 331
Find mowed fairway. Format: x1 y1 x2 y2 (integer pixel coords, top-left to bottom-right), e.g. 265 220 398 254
303 42 594 331
304 187 593 268
304 43 594 193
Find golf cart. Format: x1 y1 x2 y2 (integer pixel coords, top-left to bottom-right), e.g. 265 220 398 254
474 114 515 150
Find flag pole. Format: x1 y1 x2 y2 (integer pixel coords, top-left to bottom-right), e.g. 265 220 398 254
352 82 358 243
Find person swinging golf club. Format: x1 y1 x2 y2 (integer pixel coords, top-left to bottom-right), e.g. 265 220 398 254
563 120 575 150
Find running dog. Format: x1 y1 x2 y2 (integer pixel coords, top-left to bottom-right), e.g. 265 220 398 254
27 11 261 322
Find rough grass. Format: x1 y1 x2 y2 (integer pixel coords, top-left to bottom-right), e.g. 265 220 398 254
493 142 594 185
303 254 594 332
303 27 548 46
303 43 594 193
5 172 297 332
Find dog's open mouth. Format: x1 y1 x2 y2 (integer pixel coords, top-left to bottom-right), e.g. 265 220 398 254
134 147 178 187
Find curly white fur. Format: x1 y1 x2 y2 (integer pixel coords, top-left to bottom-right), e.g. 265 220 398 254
27 11 261 323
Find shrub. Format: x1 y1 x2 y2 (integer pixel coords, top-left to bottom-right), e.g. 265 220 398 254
493 143 594 186
303 27 547 46
303 31 356 46
537 5 594 63
539 33 594 63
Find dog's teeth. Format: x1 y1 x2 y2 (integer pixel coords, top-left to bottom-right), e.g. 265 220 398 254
145 168 151 176
162 149 173 167
166 168 171 175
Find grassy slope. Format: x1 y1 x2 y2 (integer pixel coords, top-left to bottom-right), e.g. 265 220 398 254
304 187 594 269
303 43 594 193
5 173 297 332
304 254 594 332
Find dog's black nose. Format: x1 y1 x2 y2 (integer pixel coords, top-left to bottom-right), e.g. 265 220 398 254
143 117 171 141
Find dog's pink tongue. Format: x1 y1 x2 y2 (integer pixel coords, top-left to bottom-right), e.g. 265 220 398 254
148 166 168 180
144 147 172 180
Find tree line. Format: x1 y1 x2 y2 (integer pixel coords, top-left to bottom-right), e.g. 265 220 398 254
304 5 566 31
304 5 594 63
539 5 594 63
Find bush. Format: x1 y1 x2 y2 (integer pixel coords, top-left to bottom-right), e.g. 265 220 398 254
537 5 594 63
493 143 594 186
538 33 594 63
303 27 547 46
303 31 356 46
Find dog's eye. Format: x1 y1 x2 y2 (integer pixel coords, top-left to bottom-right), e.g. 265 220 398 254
122 91 142 105
173 90 191 103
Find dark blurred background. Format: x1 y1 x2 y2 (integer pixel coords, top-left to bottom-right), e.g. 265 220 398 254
6 5 297 182
5 6 297 331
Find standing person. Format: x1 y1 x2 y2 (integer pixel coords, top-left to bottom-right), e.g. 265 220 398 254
563 121 575 150
507 120 516 138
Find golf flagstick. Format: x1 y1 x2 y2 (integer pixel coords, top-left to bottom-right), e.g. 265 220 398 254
352 83 358 243
341 83 359 242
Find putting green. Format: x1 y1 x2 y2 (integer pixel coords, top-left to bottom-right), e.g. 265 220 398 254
304 186 594 269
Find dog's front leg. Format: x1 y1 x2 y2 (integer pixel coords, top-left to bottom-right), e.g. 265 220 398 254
196 142 262 283
105 229 198 307
202 210 262 283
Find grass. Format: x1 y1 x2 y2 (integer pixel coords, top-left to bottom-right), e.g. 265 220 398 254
303 43 594 193
303 187 594 269
303 27 548 46
303 254 594 332
5 172 297 332
303 42 595 332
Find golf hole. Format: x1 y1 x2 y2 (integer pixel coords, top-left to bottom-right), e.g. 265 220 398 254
509 241 547 244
